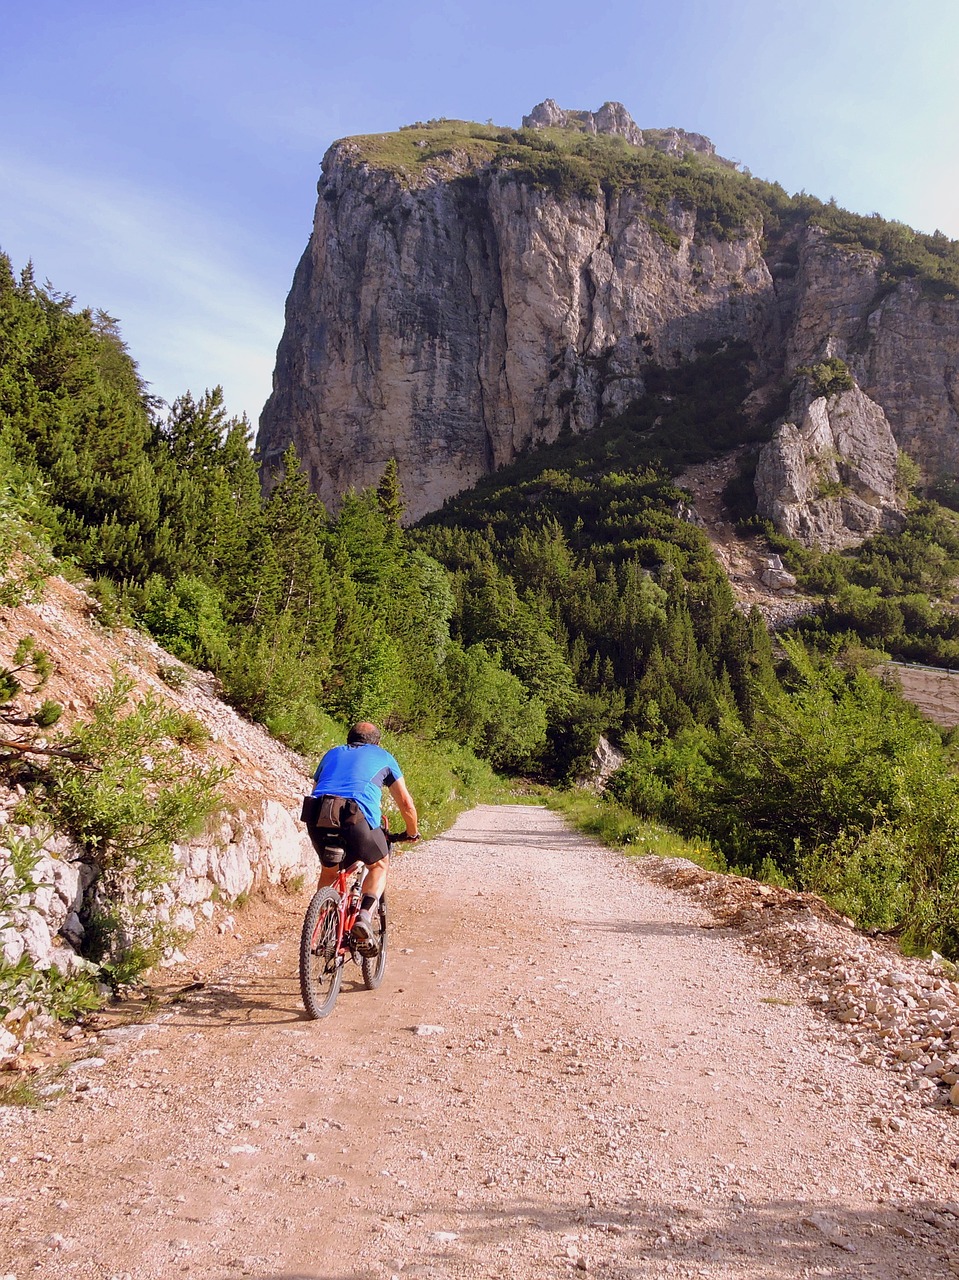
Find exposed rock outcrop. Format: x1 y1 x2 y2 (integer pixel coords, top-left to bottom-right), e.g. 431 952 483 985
522 98 645 147
258 104 959 526
782 228 959 479
754 380 906 549
577 734 626 792
520 101 724 164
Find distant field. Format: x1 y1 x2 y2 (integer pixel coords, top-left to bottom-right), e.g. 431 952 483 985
885 660 959 727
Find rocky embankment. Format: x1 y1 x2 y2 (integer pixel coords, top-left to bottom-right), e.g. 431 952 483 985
0 577 315 1065
676 450 819 626
645 858 959 1111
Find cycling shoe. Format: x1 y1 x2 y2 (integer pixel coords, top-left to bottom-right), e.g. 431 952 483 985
351 911 379 957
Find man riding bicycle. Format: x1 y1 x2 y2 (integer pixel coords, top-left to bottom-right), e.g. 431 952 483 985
304 721 419 954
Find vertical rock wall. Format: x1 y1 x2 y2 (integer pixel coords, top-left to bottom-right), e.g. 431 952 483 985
784 228 959 477
259 131 959 523
259 146 778 520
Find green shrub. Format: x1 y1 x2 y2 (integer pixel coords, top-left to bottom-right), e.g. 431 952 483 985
0 637 62 770
170 712 210 748
0 469 53 608
157 663 189 691
84 577 135 628
138 573 231 669
0 954 102 1024
797 747 959 957
896 450 922 499
42 674 228 973
800 827 909 932
756 501 959 667
797 357 855 398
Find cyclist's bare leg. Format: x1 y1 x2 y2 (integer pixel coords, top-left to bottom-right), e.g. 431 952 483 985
362 858 388 900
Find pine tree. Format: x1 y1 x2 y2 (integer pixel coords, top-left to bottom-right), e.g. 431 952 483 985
376 458 405 543
263 443 334 642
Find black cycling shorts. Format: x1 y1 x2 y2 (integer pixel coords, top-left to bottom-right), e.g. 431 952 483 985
305 799 389 869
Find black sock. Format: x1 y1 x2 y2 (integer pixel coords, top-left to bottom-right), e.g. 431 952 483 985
360 894 378 914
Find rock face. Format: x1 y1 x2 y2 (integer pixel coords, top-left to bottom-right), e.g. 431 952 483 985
258 104 959 525
521 100 724 163
577 734 626 791
781 228 959 481
522 98 645 147
755 380 905 550
260 136 776 519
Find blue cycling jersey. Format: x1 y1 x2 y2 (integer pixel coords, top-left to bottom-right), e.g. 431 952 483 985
311 743 402 829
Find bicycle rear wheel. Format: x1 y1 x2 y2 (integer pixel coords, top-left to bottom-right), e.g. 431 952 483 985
361 894 388 989
300 888 343 1018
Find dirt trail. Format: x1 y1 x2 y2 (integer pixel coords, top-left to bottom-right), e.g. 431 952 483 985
2 805 957 1280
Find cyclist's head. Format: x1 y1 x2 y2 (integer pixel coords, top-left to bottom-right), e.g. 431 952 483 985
347 721 381 746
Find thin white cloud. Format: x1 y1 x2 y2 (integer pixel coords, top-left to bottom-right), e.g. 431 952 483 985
0 149 285 423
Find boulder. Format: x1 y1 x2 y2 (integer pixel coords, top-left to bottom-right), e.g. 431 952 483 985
760 568 798 591
578 735 626 792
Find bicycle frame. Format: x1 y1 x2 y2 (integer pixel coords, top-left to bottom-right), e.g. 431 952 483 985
329 862 367 958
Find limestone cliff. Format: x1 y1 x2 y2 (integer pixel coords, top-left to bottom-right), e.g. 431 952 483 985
258 103 959 524
755 378 906 550
781 228 959 481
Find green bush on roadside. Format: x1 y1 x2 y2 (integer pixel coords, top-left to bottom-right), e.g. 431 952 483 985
39 674 229 976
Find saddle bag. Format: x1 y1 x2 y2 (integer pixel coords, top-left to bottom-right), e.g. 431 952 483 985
300 793 361 864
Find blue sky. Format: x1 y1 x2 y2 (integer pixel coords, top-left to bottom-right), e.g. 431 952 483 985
3 1 957 427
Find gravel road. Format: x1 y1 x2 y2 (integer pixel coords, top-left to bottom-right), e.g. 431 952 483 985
2 804 957 1279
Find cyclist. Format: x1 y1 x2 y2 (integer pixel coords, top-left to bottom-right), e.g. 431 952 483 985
304 721 419 953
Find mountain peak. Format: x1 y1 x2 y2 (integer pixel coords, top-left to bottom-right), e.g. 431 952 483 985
521 99 723 164
522 99 644 146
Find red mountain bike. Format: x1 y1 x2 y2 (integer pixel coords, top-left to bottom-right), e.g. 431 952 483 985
299 831 415 1019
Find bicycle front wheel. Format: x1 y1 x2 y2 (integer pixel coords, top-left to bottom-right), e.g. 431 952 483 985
361 894 388 989
300 888 343 1019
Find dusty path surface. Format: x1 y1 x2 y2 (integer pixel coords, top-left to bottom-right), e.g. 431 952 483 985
2 805 958 1280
